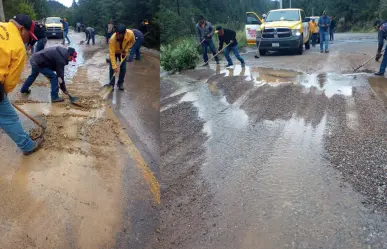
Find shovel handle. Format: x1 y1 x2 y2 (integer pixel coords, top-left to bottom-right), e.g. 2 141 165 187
200 43 231 66
11 102 45 129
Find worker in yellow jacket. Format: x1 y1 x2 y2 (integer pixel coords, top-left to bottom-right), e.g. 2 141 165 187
310 18 319 47
0 14 44 155
108 24 135 91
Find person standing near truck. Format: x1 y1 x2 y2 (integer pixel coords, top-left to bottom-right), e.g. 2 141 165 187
329 16 336 41
196 15 219 65
309 18 319 47
0 14 44 155
215 26 245 68
318 11 331 53
61 17 71 45
31 21 47 53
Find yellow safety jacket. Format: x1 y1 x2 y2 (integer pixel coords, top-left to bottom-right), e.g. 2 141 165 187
109 29 135 69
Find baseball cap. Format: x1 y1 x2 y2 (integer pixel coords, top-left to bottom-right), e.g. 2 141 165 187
68 47 77 62
215 26 222 33
13 14 37 40
117 24 127 34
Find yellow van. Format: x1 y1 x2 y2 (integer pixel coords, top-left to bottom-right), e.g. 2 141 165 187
43 17 63 39
255 8 311 55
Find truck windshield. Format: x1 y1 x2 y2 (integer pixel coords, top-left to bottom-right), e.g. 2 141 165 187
46 17 61 24
265 10 300 22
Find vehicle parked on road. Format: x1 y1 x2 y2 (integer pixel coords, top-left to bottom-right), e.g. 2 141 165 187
255 8 311 55
245 12 264 45
43 17 63 39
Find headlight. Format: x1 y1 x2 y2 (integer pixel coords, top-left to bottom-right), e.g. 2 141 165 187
292 29 301 36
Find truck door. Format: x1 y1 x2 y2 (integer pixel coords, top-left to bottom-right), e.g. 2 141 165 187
245 12 262 45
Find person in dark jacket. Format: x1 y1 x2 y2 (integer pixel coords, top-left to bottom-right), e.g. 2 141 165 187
215 26 245 68
31 21 47 54
374 20 387 75
329 16 336 41
196 15 219 65
61 18 71 44
139 19 148 34
20 47 77 102
84 27 95 45
127 29 144 62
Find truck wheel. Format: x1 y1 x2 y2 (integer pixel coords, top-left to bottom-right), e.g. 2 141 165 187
305 39 310 50
297 35 303 55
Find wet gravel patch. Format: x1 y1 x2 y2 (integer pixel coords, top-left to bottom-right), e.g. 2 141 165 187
160 101 220 248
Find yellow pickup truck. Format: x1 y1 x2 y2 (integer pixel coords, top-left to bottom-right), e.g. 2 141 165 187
43 17 63 39
254 8 311 55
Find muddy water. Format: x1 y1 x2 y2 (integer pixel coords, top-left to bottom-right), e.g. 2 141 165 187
160 67 387 248
1 32 159 248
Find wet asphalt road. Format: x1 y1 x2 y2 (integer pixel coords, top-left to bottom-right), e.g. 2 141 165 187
0 31 159 248
160 33 387 248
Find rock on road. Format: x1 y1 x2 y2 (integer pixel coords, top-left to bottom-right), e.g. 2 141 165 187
160 33 387 248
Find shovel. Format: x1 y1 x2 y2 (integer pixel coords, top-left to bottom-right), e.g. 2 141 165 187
200 43 231 67
11 102 46 139
353 49 385 72
99 55 128 99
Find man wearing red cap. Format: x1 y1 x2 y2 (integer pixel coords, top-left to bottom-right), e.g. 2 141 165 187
21 46 77 102
0 14 44 155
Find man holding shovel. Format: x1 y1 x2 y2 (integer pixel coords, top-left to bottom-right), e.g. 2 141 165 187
0 14 44 155
21 47 78 102
84 27 96 45
108 24 135 91
374 20 387 76
196 15 219 66
215 26 245 68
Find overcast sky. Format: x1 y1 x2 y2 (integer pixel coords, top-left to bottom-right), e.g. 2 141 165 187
56 0 72 7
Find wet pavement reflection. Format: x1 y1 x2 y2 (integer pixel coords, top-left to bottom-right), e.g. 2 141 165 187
160 66 387 248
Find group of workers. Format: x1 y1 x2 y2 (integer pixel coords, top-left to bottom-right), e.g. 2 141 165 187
308 11 336 53
1 13 148 156
196 15 245 68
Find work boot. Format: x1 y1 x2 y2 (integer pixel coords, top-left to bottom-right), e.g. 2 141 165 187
320 50 323 53
51 97 65 102
23 137 44 156
21 89 31 95
241 63 245 68
226 63 233 68
374 71 385 76
325 50 329 53
118 84 124 91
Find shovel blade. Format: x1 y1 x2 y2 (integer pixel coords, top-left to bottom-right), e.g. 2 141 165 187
99 85 113 100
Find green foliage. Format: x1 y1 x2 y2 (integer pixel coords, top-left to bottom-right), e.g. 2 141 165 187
18 1 36 20
161 39 199 71
3 0 48 20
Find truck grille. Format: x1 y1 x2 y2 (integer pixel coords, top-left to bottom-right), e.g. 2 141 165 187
262 28 291 38
46 27 62 32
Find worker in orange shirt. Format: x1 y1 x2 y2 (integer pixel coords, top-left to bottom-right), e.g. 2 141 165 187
310 18 319 47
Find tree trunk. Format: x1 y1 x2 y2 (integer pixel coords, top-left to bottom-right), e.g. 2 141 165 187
0 0 5 22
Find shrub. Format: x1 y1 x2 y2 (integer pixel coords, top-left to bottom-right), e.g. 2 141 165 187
161 39 199 72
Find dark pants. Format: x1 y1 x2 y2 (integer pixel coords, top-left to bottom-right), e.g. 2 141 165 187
109 54 127 87
202 40 218 63
224 45 244 65
379 46 387 73
128 37 144 62
86 31 95 45
32 38 47 54
106 32 113 44
330 29 334 41
21 60 60 99
311 33 318 47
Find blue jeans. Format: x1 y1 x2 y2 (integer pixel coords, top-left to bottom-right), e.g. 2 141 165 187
21 61 60 99
109 54 127 86
224 45 244 65
128 38 144 62
320 31 329 51
32 38 47 54
63 30 70 43
379 47 387 73
311 33 318 46
202 40 219 63
106 32 113 43
86 31 95 45
0 95 36 152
